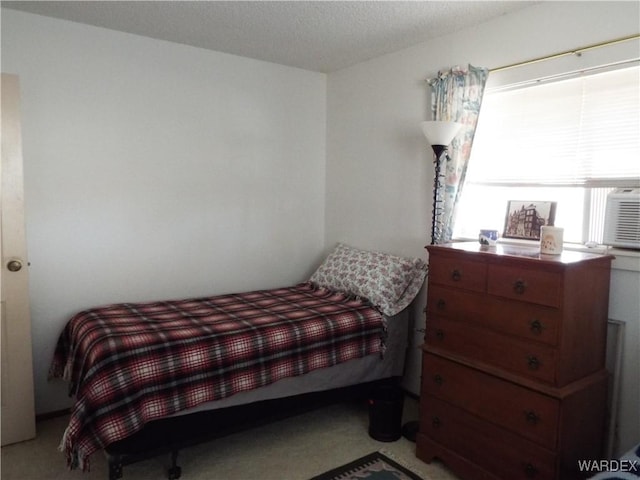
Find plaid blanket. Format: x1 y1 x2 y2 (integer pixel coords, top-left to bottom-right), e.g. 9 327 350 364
49 283 385 470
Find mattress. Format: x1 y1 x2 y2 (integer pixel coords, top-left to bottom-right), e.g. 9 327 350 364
178 308 408 416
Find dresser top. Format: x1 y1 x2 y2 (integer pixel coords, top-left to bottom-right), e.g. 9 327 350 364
427 241 614 266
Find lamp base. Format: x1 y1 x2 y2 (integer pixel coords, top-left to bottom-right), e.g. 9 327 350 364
401 420 419 442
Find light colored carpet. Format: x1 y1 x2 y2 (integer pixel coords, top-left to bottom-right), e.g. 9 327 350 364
1 397 460 480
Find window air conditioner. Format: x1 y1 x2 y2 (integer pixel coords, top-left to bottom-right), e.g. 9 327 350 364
603 187 640 249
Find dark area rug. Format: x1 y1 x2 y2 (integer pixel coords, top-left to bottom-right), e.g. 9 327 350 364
309 451 423 480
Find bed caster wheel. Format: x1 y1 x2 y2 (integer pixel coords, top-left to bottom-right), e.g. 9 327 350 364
167 450 181 479
167 466 181 479
108 462 123 480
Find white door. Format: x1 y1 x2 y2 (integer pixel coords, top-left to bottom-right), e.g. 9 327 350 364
1 73 36 446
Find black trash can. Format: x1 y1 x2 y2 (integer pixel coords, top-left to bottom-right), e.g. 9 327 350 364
368 386 404 442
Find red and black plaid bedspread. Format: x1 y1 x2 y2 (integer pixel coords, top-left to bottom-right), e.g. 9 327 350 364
49 282 384 469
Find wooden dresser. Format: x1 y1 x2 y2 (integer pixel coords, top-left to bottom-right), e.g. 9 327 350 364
416 242 613 480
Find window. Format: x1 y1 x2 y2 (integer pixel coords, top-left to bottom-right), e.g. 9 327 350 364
454 64 640 245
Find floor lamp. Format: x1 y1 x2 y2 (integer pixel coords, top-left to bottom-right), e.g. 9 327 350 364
401 120 463 443
420 120 463 245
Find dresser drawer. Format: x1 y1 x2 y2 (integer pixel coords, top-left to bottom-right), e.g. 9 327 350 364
426 317 557 384
419 395 557 480
428 255 486 292
486 296 560 346
422 353 560 448
428 285 560 346
426 285 485 320
488 264 562 307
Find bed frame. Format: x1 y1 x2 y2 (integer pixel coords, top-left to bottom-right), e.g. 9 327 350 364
104 377 400 480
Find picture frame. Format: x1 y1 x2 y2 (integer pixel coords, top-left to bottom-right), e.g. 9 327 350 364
503 200 557 240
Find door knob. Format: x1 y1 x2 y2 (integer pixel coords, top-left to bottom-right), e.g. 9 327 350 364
7 260 23 272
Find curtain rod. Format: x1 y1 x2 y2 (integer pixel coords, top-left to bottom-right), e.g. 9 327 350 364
490 34 640 73
425 34 640 81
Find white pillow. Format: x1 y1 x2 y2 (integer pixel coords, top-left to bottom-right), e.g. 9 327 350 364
310 243 427 316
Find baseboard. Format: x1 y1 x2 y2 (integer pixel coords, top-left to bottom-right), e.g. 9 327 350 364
36 408 70 422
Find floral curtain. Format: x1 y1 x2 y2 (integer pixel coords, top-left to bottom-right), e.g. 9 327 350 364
429 64 489 244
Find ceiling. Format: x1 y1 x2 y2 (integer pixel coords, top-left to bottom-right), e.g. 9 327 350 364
2 1 536 73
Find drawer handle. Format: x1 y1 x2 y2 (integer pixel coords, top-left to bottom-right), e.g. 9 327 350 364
431 416 441 428
451 269 462 282
435 329 445 341
513 280 526 294
527 355 541 370
524 410 540 425
437 299 446 310
529 319 544 334
433 374 444 386
523 463 539 477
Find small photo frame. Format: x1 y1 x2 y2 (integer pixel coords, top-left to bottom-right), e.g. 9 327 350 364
503 200 557 241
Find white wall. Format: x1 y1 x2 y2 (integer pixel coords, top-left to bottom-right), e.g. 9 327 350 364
2 9 326 415
326 1 639 456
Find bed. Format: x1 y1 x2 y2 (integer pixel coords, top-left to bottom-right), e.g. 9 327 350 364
49 243 427 478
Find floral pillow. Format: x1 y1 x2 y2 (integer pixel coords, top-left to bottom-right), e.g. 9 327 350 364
309 243 428 316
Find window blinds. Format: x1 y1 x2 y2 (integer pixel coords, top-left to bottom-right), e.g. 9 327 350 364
466 65 640 188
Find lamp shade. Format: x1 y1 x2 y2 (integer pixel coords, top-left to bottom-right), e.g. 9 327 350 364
420 121 463 146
